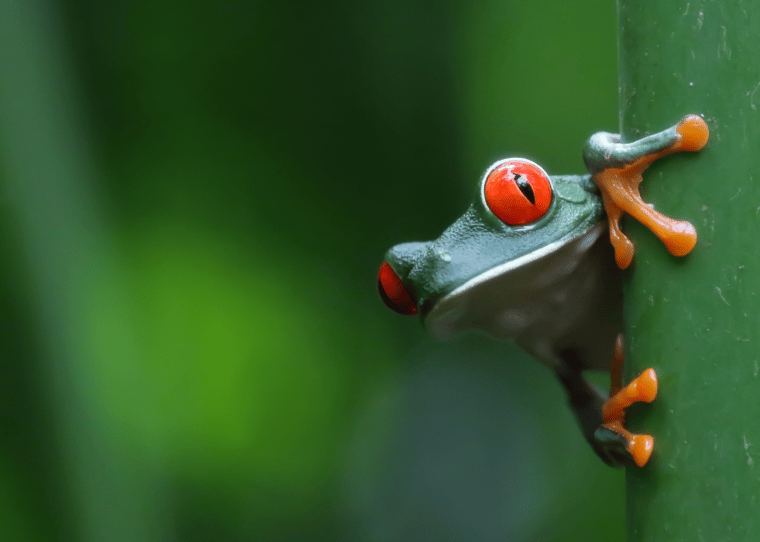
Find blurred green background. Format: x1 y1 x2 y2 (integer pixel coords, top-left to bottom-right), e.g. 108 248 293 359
0 0 623 540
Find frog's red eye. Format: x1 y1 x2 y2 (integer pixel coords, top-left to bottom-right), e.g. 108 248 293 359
377 261 417 316
484 159 553 225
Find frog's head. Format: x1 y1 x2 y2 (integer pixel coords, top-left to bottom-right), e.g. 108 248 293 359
377 158 605 338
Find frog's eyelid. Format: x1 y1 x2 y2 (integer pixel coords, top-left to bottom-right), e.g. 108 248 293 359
553 178 591 203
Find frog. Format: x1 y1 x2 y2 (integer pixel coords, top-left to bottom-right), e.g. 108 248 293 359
377 115 709 467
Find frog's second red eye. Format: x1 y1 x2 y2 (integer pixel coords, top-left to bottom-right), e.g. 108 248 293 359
484 159 553 225
377 261 417 316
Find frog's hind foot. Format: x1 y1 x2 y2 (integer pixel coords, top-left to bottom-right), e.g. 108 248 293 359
583 115 709 269
600 368 658 467
594 425 654 468
595 335 658 467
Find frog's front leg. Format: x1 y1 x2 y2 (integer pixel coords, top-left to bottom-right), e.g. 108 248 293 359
583 115 709 269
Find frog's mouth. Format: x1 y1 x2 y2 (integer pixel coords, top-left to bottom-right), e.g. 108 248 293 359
422 223 606 340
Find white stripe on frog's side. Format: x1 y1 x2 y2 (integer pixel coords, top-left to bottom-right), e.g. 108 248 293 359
435 223 603 306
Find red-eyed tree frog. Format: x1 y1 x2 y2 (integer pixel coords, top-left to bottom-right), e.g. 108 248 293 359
377 115 709 467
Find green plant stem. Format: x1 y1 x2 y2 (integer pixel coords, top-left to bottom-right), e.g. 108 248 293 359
620 1 760 540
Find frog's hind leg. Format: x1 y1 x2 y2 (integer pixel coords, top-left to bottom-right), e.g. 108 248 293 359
554 346 632 468
582 115 709 269
556 336 658 467
553 359 615 465
597 334 658 468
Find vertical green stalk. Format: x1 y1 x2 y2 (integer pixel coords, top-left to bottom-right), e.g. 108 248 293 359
620 1 760 540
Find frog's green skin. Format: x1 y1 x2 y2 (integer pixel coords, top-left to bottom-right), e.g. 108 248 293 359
382 124 686 466
386 164 622 367
386 166 624 464
388 170 620 371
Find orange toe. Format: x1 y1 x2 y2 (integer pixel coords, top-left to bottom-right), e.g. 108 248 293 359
676 115 709 152
632 368 658 403
663 221 698 257
614 240 635 270
628 434 654 467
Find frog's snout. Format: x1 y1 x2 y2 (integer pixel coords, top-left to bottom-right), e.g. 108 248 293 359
378 241 430 316
377 261 418 315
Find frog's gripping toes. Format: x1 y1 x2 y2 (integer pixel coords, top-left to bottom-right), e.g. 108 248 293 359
584 115 710 269
595 336 658 467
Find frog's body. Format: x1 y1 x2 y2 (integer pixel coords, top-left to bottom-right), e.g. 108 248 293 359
378 116 709 467
391 173 620 372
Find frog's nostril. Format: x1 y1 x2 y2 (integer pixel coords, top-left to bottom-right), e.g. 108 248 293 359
377 261 418 316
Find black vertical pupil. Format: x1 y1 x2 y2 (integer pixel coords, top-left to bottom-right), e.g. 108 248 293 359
514 173 536 204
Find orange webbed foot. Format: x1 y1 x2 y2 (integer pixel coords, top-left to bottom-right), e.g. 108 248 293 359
601 368 658 467
585 115 709 268
596 335 658 467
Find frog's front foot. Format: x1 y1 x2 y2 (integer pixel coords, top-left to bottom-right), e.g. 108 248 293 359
596 368 658 467
584 115 709 269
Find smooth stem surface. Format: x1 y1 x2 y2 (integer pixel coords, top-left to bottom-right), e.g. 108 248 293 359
620 1 760 540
